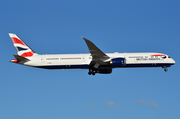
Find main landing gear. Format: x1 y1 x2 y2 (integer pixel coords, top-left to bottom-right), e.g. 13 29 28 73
164 68 168 72
88 68 97 75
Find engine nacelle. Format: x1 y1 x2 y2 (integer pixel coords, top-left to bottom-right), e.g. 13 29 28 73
97 69 112 74
110 58 126 67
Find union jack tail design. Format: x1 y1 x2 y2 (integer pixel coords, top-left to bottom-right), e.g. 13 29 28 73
9 33 37 57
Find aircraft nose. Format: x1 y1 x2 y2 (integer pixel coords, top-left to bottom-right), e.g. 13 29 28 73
171 58 176 65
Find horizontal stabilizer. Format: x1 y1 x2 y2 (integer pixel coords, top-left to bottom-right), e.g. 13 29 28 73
13 55 30 61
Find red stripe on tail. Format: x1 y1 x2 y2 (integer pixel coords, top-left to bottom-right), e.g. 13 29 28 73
21 51 34 57
11 37 26 46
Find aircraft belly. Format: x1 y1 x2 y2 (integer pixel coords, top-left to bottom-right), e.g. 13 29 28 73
125 62 172 67
25 59 89 69
35 64 90 69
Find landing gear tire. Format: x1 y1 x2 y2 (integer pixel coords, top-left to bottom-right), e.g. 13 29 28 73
92 73 95 75
164 69 168 72
88 68 96 75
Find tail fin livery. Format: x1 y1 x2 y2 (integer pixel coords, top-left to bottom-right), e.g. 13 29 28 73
9 33 37 57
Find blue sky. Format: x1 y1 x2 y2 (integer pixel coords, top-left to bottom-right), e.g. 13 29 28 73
0 0 180 119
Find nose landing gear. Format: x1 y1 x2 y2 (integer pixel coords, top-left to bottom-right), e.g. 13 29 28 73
164 68 168 72
162 65 170 72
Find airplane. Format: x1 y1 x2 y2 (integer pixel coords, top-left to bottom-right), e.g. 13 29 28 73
9 33 175 75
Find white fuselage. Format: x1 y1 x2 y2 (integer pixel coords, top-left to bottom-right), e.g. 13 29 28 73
21 52 175 69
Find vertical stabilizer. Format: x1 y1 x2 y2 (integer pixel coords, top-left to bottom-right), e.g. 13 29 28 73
9 33 37 57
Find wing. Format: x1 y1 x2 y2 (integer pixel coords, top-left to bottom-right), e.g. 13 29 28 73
82 37 110 68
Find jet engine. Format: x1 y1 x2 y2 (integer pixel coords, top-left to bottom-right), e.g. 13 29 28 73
110 58 126 67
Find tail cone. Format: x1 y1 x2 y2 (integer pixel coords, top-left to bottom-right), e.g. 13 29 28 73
10 59 19 63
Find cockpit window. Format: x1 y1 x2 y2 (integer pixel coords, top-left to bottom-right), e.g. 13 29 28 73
168 56 171 58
